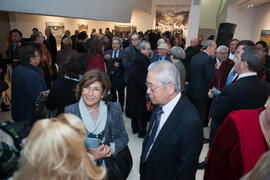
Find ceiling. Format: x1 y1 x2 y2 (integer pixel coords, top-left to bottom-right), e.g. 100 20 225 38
233 0 270 8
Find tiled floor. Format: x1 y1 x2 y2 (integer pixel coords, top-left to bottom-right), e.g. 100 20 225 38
0 110 208 180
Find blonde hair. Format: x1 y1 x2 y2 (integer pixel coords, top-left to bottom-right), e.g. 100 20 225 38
13 114 106 180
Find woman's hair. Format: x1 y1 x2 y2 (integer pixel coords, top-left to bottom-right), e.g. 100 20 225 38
13 114 106 180
85 38 105 60
76 69 111 102
240 151 270 180
61 53 87 79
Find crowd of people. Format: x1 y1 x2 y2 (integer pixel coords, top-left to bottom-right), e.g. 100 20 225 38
0 25 270 180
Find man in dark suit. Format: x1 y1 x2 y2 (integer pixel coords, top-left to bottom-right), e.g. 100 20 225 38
122 32 141 84
209 46 270 145
126 40 151 137
187 40 217 127
228 39 239 60
150 42 171 63
140 60 203 180
104 36 125 110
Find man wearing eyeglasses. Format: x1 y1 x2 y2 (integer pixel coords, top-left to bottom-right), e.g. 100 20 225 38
11 45 47 124
150 42 171 63
140 60 203 180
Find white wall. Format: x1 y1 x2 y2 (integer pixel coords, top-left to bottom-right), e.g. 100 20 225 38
226 5 255 40
187 0 201 46
0 0 152 23
9 8 155 39
251 2 270 42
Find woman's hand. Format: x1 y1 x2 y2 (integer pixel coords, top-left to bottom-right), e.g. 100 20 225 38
88 144 112 160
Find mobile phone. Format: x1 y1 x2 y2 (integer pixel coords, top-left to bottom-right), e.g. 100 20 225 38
84 137 100 148
211 87 221 96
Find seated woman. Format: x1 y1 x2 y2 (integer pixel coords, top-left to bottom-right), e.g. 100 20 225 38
204 96 270 180
64 69 129 163
13 113 106 180
46 53 86 115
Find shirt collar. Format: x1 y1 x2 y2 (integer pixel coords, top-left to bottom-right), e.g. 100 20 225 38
162 92 181 116
238 72 257 80
203 50 210 56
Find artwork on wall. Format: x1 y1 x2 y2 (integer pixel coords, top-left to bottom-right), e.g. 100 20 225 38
156 4 189 37
46 22 64 50
260 30 270 55
114 25 136 37
78 24 88 33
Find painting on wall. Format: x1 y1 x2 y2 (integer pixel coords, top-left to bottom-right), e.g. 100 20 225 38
78 24 88 33
114 25 137 37
260 30 270 54
46 22 64 50
156 4 189 37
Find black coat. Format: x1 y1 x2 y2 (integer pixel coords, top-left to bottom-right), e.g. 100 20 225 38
210 75 270 143
140 96 203 180
11 64 47 123
122 45 139 83
187 51 216 102
125 52 149 120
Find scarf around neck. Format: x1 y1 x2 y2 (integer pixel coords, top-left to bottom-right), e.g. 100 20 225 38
79 97 107 135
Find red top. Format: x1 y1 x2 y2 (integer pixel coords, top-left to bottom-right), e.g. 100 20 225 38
87 53 105 72
204 108 268 180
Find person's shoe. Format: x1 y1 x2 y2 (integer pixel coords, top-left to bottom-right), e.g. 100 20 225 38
203 138 209 144
1 103 10 112
132 129 138 134
197 160 206 169
138 133 145 138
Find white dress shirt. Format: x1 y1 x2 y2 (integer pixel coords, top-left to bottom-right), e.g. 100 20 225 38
145 92 181 159
237 72 257 80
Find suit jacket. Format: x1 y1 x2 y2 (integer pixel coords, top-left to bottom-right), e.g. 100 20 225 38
150 55 171 63
122 45 139 83
125 52 149 120
210 75 270 142
104 49 124 89
140 95 203 180
187 51 216 101
64 102 128 154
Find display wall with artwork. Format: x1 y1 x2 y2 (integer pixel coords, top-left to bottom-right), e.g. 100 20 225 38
156 4 190 37
46 22 64 50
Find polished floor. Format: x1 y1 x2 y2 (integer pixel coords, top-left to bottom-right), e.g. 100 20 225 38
0 110 208 180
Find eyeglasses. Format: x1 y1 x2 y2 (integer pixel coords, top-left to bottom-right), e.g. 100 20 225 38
157 48 165 51
145 82 163 92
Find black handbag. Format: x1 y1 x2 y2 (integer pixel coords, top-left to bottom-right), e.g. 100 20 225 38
104 103 133 180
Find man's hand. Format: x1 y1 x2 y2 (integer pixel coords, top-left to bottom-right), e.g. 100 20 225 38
104 54 111 60
113 62 119 68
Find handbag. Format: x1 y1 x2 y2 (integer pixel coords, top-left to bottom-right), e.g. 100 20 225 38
104 103 133 180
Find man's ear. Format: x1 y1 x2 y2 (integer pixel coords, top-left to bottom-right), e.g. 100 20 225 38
167 83 175 95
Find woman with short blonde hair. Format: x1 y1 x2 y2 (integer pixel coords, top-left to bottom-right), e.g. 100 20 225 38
13 113 106 180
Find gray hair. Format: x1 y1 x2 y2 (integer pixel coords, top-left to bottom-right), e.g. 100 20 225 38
148 60 181 93
62 38 72 46
137 40 150 51
241 46 265 72
157 39 165 47
170 46 185 60
202 40 215 50
158 42 169 50
112 36 121 44
216 45 228 52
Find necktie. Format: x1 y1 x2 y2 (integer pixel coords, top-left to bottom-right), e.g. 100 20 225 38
113 51 117 58
226 70 236 85
141 106 164 162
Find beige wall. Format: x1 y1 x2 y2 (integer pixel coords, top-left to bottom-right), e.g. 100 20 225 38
9 8 155 40
251 2 270 42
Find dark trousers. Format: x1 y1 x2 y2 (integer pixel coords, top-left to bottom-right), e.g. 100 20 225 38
110 87 125 111
189 97 209 126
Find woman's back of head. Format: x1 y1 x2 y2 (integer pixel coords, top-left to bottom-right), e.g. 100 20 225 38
13 114 106 180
